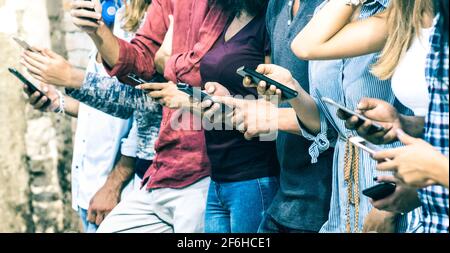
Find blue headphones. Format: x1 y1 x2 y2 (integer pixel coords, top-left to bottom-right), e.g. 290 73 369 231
101 0 122 27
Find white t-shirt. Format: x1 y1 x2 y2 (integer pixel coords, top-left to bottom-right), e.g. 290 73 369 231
71 6 141 211
391 28 433 117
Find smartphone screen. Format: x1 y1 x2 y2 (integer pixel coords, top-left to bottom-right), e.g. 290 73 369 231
349 136 382 156
322 97 385 134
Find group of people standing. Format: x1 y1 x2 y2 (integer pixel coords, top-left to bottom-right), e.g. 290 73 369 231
18 0 448 233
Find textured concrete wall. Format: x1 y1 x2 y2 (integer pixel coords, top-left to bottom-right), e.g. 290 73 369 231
0 0 92 233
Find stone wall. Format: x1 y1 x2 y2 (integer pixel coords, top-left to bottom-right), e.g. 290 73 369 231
0 0 92 233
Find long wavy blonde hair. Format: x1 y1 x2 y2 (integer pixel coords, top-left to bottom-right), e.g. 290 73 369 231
122 0 151 33
372 0 434 80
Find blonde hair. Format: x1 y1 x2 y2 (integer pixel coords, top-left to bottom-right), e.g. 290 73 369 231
372 0 434 80
122 0 151 33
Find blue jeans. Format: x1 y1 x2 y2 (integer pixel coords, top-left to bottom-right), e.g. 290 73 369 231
205 177 279 233
78 208 99 233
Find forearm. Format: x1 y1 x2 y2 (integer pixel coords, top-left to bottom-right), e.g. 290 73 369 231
105 155 136 191
90 24 120 68
63 95 79 118
292 0 387 60
288 86 321 134
278 108 302 135
64 67 86 89
431 155 450 188
399 115 425 138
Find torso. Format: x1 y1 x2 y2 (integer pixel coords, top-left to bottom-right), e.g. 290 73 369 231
391 28 433 116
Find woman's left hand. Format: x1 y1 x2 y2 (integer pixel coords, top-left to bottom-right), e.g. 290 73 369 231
374 129 448 188
137 82 190 109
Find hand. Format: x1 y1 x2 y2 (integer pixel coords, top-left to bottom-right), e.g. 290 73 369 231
216 97 279 140
22 82 61 112
155 15 174 74
362 209 397 233
136 82 191 109
20 48 74 87
87 182 121 226
242 64 299 102
370 175 421 214
374 130 447 188
338 98 400 144
201 82 231 123
70 0 103 34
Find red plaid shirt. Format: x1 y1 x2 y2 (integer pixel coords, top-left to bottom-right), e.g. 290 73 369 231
106 0 228 190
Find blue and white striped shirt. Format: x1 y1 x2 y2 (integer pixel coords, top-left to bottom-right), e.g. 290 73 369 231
299 0 423 233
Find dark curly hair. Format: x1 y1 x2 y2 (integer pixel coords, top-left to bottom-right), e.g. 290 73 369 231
210 0 268 17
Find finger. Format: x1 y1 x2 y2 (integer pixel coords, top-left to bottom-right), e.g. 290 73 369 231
376 159 398 172
42 48 59 59
375 175 400 184
70 8 101 21
356 119 375 136
204 103 221 122
87 209 97 224
24 50 49 65
243 76 256 87
244 131 255 140
29 91 42 104
95 212 105 226
201 99 213 109
204 82 216 94
71 16 101 29
373 148 402 161
266 85 277 96
136 83 167 91
255 64 272 75
149 91 164 99
257 81 268 95
396 129 418 146
70 0 96 10
357 98 380 111
33 96 49 110
20 58 44 76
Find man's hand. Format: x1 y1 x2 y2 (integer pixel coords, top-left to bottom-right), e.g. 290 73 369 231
23 83 61 112
242 64 299 101
87 181 121 226
137 82 191 109
374 130 448 188
370 175 422 214
20 48 80 87
155 15 174 74
70 0 103 34
363 209 397 233
338 98 401 144
201 82 231 123
217 97 279 140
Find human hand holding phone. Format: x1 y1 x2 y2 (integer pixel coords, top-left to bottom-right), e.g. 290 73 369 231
70 0 103 34
240 64 300 101
337 98 402 144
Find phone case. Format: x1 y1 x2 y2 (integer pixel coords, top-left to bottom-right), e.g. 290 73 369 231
362 183 396 200
236 66 298 100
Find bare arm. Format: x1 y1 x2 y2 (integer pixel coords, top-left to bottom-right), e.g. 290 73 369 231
291 0 388 60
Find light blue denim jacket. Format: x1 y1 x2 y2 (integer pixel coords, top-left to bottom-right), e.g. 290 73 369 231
67 72 162 160
299 0 423 233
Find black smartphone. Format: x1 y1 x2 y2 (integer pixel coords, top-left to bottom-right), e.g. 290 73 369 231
362 182 396 201
8 67 51 107
127 73 166 85
236 66 299 100
177 83 230 112
322 97 385 134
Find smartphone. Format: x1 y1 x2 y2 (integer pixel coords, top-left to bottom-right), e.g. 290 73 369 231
362 182 396 201
349 136 384 156
127 73 166 85
177 83 230 112
236 66 299 100
12 37 39 53
322 97 385 134
8 67 51 107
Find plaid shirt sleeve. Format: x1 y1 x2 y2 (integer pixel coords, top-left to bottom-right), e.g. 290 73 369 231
420 14 450 233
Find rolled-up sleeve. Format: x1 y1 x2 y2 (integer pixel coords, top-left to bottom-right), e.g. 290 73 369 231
297 98 337 163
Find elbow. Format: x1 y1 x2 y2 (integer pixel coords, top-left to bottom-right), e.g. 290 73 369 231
291 39 314 60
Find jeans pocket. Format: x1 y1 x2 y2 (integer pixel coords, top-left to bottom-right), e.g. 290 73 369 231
257 177 279 211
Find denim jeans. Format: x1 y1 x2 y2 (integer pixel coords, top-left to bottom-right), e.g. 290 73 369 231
78 207 99 233
205 177 279 233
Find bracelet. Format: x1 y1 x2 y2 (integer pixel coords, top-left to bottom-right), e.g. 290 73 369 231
54 89 65 115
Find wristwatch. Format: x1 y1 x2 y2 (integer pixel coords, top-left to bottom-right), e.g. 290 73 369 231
345 0 368 6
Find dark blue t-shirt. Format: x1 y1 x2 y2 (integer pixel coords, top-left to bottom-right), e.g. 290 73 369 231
200 12 280 183
265 0 334 231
